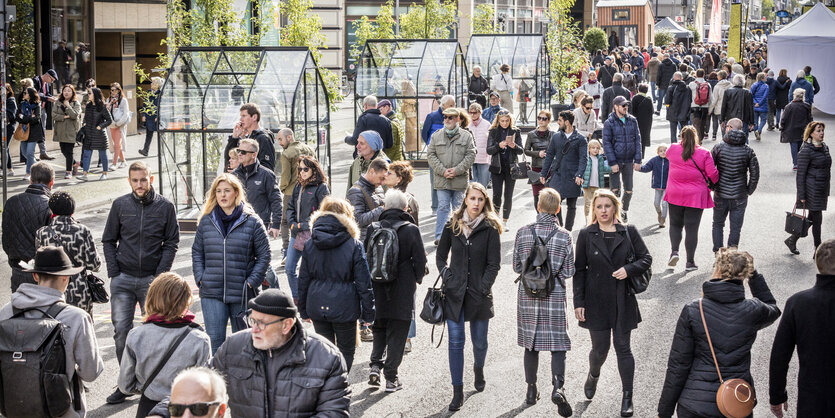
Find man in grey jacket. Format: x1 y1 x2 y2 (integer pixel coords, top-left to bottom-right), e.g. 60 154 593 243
0 246 104 418
346 158 388 243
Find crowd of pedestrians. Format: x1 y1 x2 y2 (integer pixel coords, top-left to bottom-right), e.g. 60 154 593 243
0 37 832 418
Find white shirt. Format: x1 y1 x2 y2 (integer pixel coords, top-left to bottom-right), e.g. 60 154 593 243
491 73 513 92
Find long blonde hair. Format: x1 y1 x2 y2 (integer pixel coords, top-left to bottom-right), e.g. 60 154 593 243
488 110 517 131
201 174 248 218
449 183 502 235
588 188 623 225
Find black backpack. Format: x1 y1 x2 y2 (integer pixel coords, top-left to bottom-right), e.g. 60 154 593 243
515 226 562 298
0 302 80 418
366 221 409 284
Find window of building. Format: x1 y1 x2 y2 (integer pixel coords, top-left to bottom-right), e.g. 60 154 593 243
613 9 630 20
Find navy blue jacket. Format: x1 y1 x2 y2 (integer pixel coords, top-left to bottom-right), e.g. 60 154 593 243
347 108 394 150
298 212 375 324
640 155 670 189
421 108 445 144
141 89 161 132
541 129 588 198
602 112 642 165
192 206 271 304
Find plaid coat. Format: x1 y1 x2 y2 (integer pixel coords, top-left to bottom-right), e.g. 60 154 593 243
513 214 575 351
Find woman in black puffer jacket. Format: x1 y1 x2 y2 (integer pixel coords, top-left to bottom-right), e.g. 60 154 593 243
78 87 112 180
785 121 831 255
299 196 375 372
285 155 330 300
658 248 781 418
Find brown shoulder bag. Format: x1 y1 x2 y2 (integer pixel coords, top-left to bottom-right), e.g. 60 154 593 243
699 299 756 418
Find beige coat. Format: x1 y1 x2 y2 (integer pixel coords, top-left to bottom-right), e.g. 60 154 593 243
426 128 476 191
51 100 82 143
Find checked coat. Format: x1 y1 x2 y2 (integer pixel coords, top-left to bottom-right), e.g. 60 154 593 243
512 213 575 352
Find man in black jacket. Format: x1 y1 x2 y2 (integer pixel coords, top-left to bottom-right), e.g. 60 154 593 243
721 74 755 139
225 103 277 171
600 73 631 122
365 189 427 392
347 158 388 243
665 72 692 142
345 95 394 151
655 54 677 114
710 120 760 252
769 239 835 418
102 161 179 404
598 56 616 88
1 162 53 291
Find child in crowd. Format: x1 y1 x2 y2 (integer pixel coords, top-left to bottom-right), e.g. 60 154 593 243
582 139 611 222
640 144 670 227
227 148 240 173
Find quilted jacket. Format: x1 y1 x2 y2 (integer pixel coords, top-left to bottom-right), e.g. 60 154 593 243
192 204 271 304
602 112 642 165
81 102 112 150
796 143 832 211
711 129 760 200
750 80 769 113
1 184 51 266
657 274 780 417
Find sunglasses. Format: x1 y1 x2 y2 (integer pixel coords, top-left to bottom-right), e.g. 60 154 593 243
298 166 311 173
497 110 511 116
444 115 458 120
236 149 254 155
585 106 593 110
537 116 549 121
168 402 220 417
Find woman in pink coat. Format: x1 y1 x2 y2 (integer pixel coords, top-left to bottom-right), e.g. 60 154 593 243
663 126 719 271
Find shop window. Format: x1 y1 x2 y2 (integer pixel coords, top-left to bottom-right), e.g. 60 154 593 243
613 9 630 20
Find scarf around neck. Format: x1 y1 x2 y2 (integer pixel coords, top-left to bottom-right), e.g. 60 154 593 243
214 202 244 237
461 211 485 238
445 126 460 137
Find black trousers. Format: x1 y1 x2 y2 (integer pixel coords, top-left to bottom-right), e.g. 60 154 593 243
142 130 155 153
491 171 516 219
589 328 634 391
523 349 566 387
668 204 704 264
136 394 159 418
59 142 76 172
556 197 578 231
370 318 411 381
313 321 357 372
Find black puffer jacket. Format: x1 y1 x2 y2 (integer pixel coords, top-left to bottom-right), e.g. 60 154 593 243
711 129 760 200
286 182 330 237
657 274 781 418
346 176 384 242
81 102 112 150
721 86 755 126
1 184 51 267
657 58 678 90
665 80 692 122
796 143 832 211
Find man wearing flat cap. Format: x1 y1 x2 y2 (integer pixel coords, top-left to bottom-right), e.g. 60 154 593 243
149 289 350 418
0 246 104 417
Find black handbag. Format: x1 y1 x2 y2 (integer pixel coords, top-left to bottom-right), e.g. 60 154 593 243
75 127 86 144
623 226 651 295
510 153 531 180
420 271 446 348
785 203 812 237
86 273 109 303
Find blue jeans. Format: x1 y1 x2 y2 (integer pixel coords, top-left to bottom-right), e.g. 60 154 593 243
429 170 438 211
110 272 154 363
754 111 768 134
435 189 464 240
471 163 490 188
81 148 108 172
201 297 247 354
650 81 657 101
408 318 416 339
447 315 489 386
284 236 303 298
712 197 748 252
21 141 36 174
775 108 783 128
790 141 802 168
656 87 667 112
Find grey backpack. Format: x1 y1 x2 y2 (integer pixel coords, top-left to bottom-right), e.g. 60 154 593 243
366 221 408 284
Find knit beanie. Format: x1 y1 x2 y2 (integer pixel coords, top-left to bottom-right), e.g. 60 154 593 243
49 191 75 216
360 130 384 152
248 289 298 318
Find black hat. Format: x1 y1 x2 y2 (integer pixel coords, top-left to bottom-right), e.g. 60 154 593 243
248 289 298 318
46 69 59 80
21 246 84 275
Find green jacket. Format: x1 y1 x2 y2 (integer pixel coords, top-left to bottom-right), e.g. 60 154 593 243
384 111 404 161
51 100 82 144
582 154 612 188
427 128 476 191
346 151 388 195
278 141 315 197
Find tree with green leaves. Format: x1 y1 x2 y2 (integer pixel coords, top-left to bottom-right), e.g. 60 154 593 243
7 0 36 87
762 0 775 20
398 0 457 39
546 0 585 103
687 24 702 43
350 0 396 60
473 3 501 34
654 29 674 48
583 27 608 53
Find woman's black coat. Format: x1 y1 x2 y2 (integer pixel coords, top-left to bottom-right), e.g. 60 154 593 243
630 94 654 147
796 143 831 211
436 219 501 322
657 274 780 418
573 223 652 331
779 100 812 144
15 100 44 143
81 102 112 150
5 96 16 139
365 209 427 321
286 182 330 237
486 127 523 175
774 75 792 109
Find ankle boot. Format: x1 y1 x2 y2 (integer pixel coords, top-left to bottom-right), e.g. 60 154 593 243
620 390 634 417
552 385 573 417
473 367 485 392
525 383 539 405
584 372 599 399
785 235 800 255
448 385 464 411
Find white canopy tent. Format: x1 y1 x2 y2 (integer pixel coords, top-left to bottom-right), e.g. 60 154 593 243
768 3 835 114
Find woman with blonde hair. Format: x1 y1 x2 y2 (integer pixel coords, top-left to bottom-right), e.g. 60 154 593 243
785 121 831 254
574 188 652 417
486 109 523 229
192 173 271 353
657 248 779 417
107 82 130 169
298 196 374 373
437 182 502 411
117 272 211 418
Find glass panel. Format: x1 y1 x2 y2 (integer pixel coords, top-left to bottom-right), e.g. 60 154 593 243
159 51 219 130
250 50 307 131
418 42 455 94
511 36 540 78
159 131 205 213
50 0 91 90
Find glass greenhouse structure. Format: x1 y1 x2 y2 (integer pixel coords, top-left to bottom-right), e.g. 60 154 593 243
354 40 467 160
466 34 551 129
157 47 330 218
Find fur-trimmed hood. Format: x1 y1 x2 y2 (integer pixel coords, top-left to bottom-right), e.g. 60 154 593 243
308 211 359 250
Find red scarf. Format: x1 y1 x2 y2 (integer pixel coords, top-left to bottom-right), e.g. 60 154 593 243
145 310 196 325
